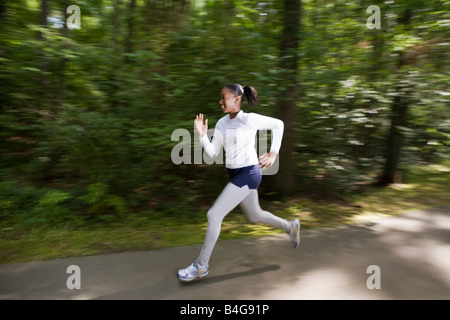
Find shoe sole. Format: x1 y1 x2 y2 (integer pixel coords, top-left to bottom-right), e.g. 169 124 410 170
177 271 209 282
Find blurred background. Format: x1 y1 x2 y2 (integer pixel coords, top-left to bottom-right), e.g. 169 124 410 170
0 0 449 263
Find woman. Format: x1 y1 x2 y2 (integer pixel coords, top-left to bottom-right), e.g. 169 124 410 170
177 84 301 282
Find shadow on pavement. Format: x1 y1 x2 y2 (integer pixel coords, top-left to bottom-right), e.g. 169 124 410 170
179 264 281 287
93 264 281 299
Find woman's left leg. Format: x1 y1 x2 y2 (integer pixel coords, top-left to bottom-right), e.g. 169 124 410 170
197 183 252 267
177 182 252 282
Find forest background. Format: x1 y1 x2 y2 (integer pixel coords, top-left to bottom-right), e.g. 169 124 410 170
0 0 449 263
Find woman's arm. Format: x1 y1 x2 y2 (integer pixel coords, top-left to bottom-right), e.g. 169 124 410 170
195 113 223 158
248 113 284 154
248 113 284 169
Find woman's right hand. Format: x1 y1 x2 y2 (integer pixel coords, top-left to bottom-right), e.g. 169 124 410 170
194 113 208 137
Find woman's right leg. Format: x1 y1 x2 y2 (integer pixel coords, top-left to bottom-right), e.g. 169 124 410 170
196 182 252 267
239 190 301 248
239 189 290 232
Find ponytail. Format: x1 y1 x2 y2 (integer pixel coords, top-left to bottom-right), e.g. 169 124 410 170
225 83 258 107
242 85 258 106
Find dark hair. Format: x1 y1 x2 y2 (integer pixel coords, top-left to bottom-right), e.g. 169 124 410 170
225 83 258 107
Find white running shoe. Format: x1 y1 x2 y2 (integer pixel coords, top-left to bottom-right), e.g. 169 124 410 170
177 261 209 282
289 218 301 248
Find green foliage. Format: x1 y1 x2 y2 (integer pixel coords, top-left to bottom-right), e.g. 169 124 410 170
0 182 40 217
29 190 72 224
0 0 448 226
79 183 128 217
0 181 72 225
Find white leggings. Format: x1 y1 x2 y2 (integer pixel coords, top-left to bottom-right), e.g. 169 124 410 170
197 182 291 266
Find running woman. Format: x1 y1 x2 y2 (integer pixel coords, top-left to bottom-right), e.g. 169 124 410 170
177 84 301 282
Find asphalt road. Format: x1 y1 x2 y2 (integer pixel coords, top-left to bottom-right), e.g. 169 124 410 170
1 206 449 300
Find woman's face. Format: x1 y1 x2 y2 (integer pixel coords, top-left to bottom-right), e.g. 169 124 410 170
219 87 241 114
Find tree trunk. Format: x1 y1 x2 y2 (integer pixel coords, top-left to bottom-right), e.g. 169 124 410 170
40 0 48 29
271 0 301 196
108 0 121 109
0 0 6 109
58 0 70 105
378 88 408 185
38 0 50 102
125 0 136 57
377 9 412 186
112 0 120 53
0 0 6 19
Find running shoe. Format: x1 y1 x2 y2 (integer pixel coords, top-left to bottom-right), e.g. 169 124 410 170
289 218 301 248
177 261 209 282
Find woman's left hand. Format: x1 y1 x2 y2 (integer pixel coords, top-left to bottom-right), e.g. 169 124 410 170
259 152 277 169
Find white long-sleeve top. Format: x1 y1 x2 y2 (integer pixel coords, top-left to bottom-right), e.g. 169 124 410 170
199 110 284 169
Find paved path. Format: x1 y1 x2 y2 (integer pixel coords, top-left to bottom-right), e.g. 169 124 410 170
1 206 450 300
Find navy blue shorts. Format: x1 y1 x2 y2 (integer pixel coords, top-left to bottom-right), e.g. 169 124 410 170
226 164 262 190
